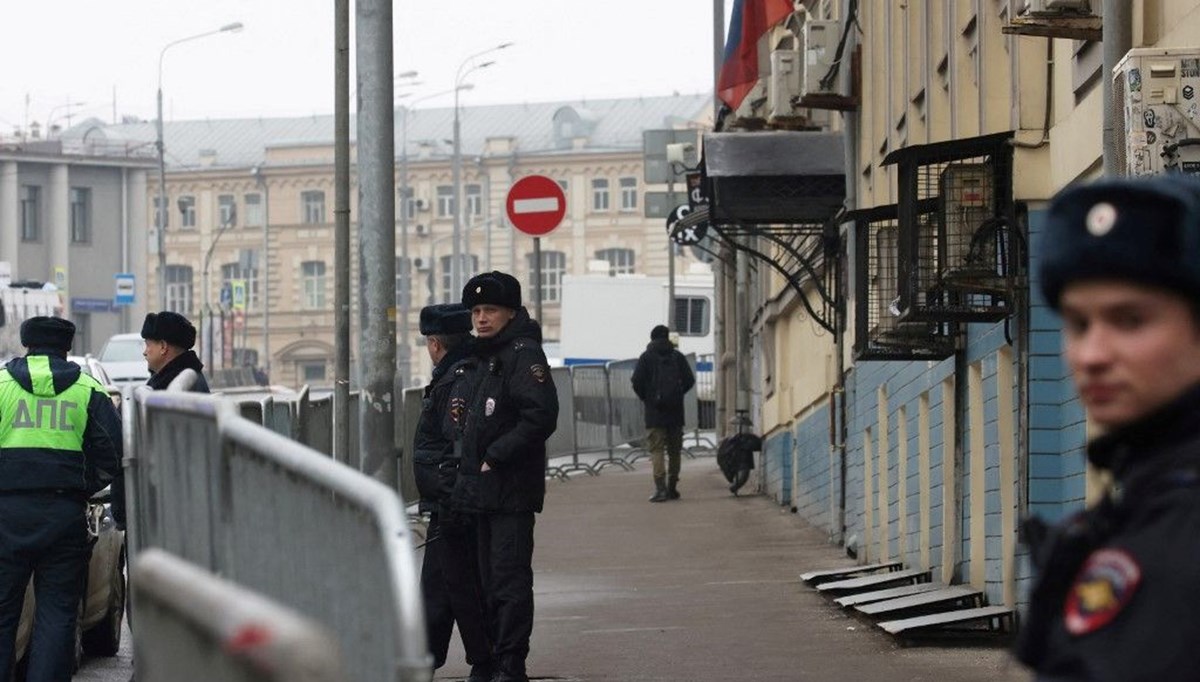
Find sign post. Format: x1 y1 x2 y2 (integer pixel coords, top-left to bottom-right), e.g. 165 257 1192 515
505 175 566 323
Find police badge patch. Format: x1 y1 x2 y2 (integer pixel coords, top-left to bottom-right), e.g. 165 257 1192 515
530 364 547 383
485 397 496 416
1064 548 1142 636
449 397 466 426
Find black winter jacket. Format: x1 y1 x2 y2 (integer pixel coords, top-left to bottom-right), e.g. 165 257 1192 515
0 354 123 519
1016 384 1200 681
412 342 473 514
146 350 210 393
448 308 558 514
631 339 694 429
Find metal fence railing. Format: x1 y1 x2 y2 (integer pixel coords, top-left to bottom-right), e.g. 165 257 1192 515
132 549 345 682
128 371 432 682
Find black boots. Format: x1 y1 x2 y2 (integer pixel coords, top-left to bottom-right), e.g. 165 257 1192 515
465 662 493 682
667 477 680 500
649 477 668 502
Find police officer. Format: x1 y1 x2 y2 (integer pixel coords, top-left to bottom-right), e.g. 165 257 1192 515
414 303 492 681
450 272 558 682
140 311 209 393
0 317 123 681
1017 175 1200 680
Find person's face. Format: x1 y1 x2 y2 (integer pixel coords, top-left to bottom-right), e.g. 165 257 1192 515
143 338 170 373
1061 280 1200 430
424 335 444 363
472 305 515 339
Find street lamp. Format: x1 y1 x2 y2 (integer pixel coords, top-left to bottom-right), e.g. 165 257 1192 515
452 41 513 296
45 100 87 136
155 21 243 311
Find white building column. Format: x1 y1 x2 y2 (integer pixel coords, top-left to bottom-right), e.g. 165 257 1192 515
0 161 18 268
47 164 69 289
127 169 149 325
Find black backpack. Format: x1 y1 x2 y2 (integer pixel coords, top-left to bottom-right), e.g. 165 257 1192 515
652 353 686 408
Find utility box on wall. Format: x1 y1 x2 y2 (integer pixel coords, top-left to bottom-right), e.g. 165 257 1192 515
1115 47 1200 177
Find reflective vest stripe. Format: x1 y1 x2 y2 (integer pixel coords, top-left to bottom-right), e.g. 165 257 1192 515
28 355 53 397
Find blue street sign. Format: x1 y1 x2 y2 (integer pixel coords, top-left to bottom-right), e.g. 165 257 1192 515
114 273 135 306
219 283 233 309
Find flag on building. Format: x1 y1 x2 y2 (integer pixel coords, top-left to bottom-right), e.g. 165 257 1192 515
717 0 796 112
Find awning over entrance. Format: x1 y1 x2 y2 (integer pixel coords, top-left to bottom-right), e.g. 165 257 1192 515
703 131 846 225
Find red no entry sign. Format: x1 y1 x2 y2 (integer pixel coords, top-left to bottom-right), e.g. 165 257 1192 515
506 175 566 236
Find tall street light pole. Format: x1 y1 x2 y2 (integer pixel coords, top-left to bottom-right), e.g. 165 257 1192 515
156 22 243 311
452 42 512 297
393 71 422 389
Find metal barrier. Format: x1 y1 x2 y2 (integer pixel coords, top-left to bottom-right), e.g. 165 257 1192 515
129 370 432 682
398 386 424 505
132 549 345 682
570 365 631 471
545 366 590 478
605 359 647 466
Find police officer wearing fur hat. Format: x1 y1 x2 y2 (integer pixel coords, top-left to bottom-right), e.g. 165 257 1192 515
0 317 122 680
448 271 558 682
1017 175 1200 680
140 311 209 393
413 303 492 681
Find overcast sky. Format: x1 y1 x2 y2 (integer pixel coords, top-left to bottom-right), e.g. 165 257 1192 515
1 1 732 133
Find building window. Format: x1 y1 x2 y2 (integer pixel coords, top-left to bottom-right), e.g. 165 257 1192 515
154 196 169 229
619 177 638 211
178 195 196 229
674 296 710 336
592 178 610 211
557 179 569 193
466 184 482 217
395 256 412 310
164 265 194 314
526 250 567 303
221 259 260 311
595 247 635 275
19 185 40 242
244 193 264 227
218 194 237 227
399 186 416 220
299 361 327 383
439 254 478 303
301 260 327 309
437 185 455 217
301 190 325 224
69 187 91 243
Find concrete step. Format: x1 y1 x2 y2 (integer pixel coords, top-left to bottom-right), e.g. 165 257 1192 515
878 605 1016 636
855 585 982 616
815 568 931 593
834 581 945 608
799 561 903 586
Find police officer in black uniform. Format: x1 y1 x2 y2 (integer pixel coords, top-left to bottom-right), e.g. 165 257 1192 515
450 271 558 682
1017 175 1200 680
414 303 492 681
0 317 123 681
140 311 209 393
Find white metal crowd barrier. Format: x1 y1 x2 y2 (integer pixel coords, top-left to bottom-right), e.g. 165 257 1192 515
132 549 345 682
127 370 432 682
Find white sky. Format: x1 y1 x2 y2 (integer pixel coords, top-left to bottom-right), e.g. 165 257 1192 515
1 1 732 133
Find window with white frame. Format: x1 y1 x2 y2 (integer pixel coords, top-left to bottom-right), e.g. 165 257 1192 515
218 194 237 227
673 296 710 336
395 256 412 310
526 250 567 303
619 177 638 211
301 190 325 224
466 184 482 217
20 185 40 242
591 178 609 211
154 196 169 229
164 265 194 314
399 186 416 220
220 260 260 310
178 195 196 229
594 247 635 275
301 260 327 309
69 187 91 243
439 254 478 303
437 185 455 217
244 193 264 227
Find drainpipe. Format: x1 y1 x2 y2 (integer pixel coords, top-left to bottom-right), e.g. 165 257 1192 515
1102 0 1132 177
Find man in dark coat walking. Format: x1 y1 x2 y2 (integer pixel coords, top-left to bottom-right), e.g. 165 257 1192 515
449 271 558 682
632 325 695 502
140 312 209 393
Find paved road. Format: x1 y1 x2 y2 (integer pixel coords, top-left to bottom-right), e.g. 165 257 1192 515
75 618 133 680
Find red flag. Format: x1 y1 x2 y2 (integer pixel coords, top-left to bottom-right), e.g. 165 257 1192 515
717 0 796 112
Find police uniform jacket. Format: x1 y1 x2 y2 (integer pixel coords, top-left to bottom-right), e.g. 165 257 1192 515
631 338 695 429
412 342 473 514
1016 384 1200 681
0 354 123 507
448 308 558 514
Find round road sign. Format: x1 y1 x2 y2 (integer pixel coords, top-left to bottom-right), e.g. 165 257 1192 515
506 175 567 236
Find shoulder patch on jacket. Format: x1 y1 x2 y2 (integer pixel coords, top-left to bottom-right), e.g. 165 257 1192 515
1064 548 1141 636
530 364 547 383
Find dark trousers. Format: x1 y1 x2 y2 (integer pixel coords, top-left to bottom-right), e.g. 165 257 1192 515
420 512 491 669
0 493 90 682
477 512 536 673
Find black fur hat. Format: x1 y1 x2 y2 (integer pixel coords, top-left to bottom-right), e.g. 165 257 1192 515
20 316 74 353
419 303 472 336
1040 174 1200 309
651 324 670 340
141 311 197 349
462 271 522 310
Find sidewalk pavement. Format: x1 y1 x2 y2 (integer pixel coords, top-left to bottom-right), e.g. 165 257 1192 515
437 456 1033 682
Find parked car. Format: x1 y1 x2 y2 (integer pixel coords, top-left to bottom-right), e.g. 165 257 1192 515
96 333 149 387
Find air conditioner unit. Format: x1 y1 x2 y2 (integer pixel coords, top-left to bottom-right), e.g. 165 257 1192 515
413 256 429 271
414 198 429 211
767 49 804 122
414 223 428 236
1115 47 1200 177
938 164 994 281
1024 0 1091 14
804 20 841 95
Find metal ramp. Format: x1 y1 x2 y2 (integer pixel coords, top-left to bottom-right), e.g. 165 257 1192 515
833 581 944 608
799 561 903 586
815 568 931 593
855 585 983 616
877 606 1015 638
